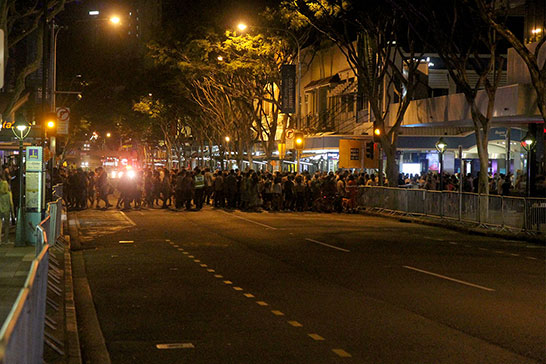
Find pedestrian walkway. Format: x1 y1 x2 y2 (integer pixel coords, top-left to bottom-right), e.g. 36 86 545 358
0 243 36 324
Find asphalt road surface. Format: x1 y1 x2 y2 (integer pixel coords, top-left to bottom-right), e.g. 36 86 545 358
73 206 545 363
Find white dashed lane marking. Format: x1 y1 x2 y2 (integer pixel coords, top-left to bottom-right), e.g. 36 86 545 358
403 265 495 292
305 238 350 253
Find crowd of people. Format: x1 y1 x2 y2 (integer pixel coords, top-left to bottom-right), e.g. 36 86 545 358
57 165 546 214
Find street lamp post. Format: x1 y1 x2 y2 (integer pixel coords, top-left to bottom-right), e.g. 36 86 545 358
435 137 447 191
12 122 31 246
520 131 536 197
225 136 231 170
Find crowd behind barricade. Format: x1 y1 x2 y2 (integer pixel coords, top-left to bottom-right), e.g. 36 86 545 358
57 166 546 214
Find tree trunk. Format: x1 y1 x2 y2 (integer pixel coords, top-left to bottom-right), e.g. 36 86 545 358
382 141 399 187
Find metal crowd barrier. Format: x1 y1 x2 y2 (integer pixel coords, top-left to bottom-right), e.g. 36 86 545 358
357 186 546 233
0 183 65 363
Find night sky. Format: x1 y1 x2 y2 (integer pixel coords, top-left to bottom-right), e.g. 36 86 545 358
162 0 277 34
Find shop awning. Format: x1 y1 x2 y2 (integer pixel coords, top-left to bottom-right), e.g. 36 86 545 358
304 74 340 91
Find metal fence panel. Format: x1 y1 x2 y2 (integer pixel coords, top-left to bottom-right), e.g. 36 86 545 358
441 192 459 219
526 199 546 232
460 193 479 223
483 195 503 227
406 189 426 215
425 191 442 217
502 196 526 230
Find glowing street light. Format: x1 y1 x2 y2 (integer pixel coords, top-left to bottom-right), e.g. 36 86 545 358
521 131 536 197
106 132 112 138
237 23 248 31
435 137 448 190
109 16 121 25
225 136 230 143
217 56 224 62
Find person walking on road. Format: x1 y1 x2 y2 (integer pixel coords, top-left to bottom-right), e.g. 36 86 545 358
193 168 205 210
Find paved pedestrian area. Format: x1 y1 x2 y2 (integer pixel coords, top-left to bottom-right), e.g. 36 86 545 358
0 243 36 323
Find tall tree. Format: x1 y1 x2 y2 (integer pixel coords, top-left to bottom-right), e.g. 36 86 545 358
291 0 423 186
397 0 505 194
473 0 546 122
0 0 73 117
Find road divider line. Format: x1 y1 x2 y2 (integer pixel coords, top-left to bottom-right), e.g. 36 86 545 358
403 265 495 292
221 210 277 230
271 310 284 316
525 256 537 260
256 301 268 306
288 321 303 327
243 293 255 298
305 238 350 253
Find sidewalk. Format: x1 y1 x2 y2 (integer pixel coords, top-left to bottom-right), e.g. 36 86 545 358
0 240 36 324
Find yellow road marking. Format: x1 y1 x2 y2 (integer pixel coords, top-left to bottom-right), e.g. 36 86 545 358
308 333 325 341
243 293 254 298
200 264 207 267
271 310 284 316
214 274 223 278
256 301 268 306
233 287 243 291
332 349 352 358
288 321 303 327
223 281 233 285
207 269 215 272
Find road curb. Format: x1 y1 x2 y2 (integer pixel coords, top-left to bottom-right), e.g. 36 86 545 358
68 213 112 364
359 208 545 245
64 234 83 364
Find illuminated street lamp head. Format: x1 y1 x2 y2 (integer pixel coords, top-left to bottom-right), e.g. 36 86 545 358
435 137 447 154
12 121 31 140
237 23 248 31
109 16 121 25
225 136 230 142
106 132 112 138
374 128 381 136
295 137 303 145
47 120 55 129
217 56 224 62
520 131 536 152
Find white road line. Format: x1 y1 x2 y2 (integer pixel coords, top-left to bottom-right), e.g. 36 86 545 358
305 238 350 253
525 256 537 260
449 242 458 245
403 265 495 292
509 253 520 257
118 211 137 226
221 211 277 230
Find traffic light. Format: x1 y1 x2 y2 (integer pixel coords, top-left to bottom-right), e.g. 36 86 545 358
43 112 58 136
373 127 381 143
365 141 375 159
294 132 304 150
